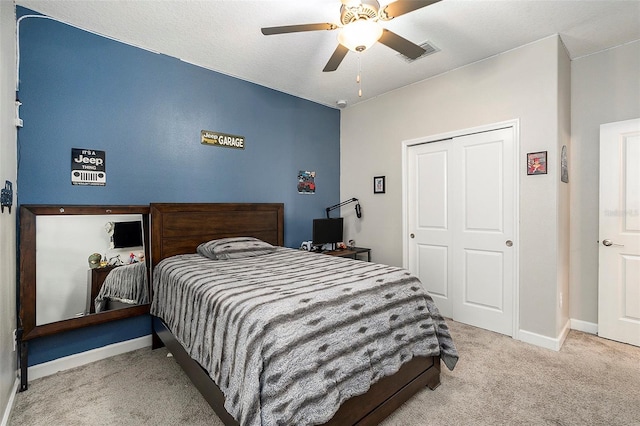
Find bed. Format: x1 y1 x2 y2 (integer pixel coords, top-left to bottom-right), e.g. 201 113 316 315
94 262 149 312
150 203 457 426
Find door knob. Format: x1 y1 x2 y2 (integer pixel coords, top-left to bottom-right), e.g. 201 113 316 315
410 233 415 239
505 240 513 247
602 239 624 247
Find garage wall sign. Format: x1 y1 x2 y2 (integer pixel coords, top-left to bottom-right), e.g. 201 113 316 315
71 148 106 186
201 130 245 150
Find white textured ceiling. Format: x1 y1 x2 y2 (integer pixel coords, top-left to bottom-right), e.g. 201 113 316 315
15 0 640 109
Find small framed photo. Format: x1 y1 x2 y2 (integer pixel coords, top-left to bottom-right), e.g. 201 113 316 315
527 151 547 175
373 176 385 194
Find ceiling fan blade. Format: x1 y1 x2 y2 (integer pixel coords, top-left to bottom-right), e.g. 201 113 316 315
261 23 337 36
381 0 441 19
378 29 426 59
323 44 350 72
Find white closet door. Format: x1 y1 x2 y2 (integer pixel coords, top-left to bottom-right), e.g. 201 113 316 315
407 140 454 317
451 128 515 336
407 127 515 335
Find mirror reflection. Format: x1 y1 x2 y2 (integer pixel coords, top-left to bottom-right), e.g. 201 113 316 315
35 214 147 325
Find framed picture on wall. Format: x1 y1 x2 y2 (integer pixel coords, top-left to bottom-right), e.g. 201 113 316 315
527 151 547 175
373 176 385 194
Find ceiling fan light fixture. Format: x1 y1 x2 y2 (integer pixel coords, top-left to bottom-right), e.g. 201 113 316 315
338 19 383 52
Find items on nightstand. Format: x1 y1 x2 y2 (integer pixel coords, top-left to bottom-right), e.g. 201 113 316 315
88 253 102 269
108 254 124 266
312 217 344 251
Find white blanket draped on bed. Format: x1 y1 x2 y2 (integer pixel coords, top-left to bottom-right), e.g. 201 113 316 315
151 247 457 426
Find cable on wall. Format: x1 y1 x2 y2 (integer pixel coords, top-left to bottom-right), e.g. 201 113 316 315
15 13 161 92
15 15 57 91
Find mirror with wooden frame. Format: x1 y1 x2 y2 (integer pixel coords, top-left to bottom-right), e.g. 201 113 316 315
19 205 150 390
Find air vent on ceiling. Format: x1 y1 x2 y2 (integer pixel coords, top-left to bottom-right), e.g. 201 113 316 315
398 41 439 63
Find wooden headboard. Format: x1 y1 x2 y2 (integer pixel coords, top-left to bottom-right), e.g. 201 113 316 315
150 203 284 268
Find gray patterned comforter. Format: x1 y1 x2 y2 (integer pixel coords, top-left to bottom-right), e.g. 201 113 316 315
151 247 458 426
95 262 149 312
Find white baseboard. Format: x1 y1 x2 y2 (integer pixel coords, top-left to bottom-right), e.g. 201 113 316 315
518 319 570 351
1 377 19 426
570 319 598 335
557 319 571 349
27 335 152 382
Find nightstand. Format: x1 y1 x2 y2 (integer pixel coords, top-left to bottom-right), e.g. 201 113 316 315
88 265 119 313
322 247 371 262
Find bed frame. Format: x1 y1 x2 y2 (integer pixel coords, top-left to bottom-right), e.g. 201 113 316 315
150 203 441 426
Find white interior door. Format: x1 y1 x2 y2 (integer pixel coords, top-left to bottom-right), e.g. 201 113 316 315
451 128 515 336
407 127 515 335
407 140 453 317
599 118 640 347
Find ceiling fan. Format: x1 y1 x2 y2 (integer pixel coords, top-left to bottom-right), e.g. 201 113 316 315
261 0 441 72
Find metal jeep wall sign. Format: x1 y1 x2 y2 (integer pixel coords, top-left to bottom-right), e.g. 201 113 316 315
201 130 245 150
71 148 106 186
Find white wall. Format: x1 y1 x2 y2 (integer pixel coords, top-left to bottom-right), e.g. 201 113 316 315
570 40 640 325
341 36 567 339
0 0 18 420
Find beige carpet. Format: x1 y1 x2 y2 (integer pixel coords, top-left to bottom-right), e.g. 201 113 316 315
9 321 640 426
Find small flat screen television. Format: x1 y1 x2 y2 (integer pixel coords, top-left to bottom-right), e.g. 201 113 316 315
312 218 344 248
112 221 143 248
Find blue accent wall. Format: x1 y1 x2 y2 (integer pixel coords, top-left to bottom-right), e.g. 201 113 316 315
17 8 340 365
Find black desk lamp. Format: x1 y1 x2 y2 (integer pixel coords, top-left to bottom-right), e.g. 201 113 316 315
325 197 362 219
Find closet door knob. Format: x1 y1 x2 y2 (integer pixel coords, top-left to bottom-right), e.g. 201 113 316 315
410 233 415 239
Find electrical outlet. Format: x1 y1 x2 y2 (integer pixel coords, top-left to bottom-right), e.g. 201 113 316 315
559 292 563 308
12 329 17 352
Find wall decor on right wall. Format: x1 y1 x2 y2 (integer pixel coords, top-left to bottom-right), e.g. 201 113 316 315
527 151 547 175
561 145 569 183
373 176 385 194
